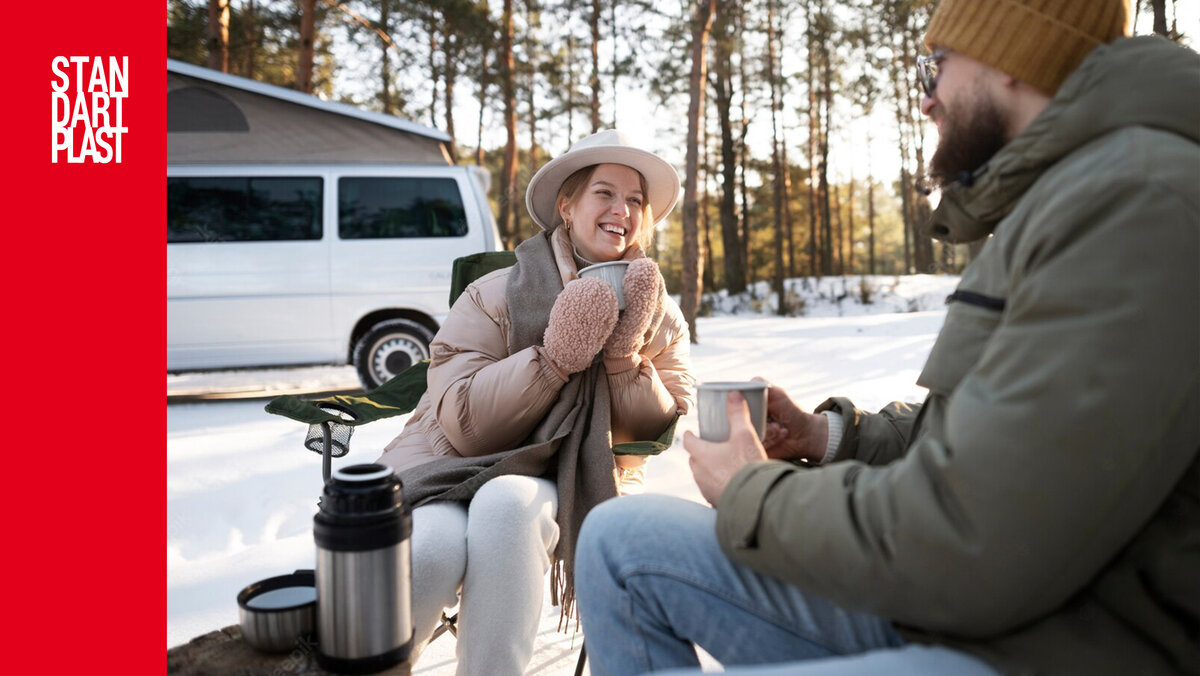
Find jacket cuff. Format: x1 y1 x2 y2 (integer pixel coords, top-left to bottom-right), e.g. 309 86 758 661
604 352 642 375
534 345 570 383
715 461 795 551
815 397 857 463
820 411 843 464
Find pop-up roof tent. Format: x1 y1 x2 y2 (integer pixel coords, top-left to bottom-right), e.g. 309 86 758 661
168 59 452 165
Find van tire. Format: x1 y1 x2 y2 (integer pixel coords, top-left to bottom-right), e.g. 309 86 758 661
353 319 435 390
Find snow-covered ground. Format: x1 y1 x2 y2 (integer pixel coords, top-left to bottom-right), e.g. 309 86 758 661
702 274 958 317
167 275 958 672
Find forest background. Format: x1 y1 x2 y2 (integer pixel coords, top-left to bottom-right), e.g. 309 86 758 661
167 0 1191 338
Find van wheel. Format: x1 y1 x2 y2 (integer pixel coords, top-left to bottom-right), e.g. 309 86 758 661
353 319 435 390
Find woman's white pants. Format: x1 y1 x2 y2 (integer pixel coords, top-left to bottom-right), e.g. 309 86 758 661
408 475 559 675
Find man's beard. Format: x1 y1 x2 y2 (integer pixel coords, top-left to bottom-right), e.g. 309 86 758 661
930 92 1009 188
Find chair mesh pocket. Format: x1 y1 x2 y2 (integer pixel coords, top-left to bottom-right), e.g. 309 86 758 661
303 404 357 457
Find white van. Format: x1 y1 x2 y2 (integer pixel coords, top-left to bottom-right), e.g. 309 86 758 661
167 164 502 389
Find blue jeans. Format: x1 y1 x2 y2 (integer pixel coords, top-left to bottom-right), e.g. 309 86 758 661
575 495 1000 676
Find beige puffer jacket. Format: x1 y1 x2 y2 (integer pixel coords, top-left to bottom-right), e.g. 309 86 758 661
378 227 695 493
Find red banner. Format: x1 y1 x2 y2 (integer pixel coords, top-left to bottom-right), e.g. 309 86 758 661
5 1 162 669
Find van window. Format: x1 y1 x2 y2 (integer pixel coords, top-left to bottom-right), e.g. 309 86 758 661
167 177 323 243
338 177 468 239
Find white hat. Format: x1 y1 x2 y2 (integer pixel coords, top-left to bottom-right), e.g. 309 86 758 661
525 129 681 231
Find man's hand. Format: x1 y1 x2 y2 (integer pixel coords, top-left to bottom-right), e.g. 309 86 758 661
758 379 829 464
682 391 769 506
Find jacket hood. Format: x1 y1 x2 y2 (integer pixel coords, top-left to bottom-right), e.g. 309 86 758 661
926 36 1200 243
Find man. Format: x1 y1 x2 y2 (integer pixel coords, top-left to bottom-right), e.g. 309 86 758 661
574 1 1200 674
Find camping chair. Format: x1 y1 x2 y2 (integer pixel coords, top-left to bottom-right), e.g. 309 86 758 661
266 251 677 675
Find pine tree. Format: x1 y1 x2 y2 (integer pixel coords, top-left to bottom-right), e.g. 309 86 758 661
680 0 716 341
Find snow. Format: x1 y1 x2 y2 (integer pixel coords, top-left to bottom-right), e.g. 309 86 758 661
702 274 957 318
167 275 958 672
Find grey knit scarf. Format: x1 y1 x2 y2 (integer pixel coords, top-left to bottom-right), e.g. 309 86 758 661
398 230 618 618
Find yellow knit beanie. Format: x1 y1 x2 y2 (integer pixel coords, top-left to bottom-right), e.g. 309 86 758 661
923 0 1131 95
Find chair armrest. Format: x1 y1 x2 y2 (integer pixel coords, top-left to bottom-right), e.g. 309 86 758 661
612 415 678 456
265 361 430 426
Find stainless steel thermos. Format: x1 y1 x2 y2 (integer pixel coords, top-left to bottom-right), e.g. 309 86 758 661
314 463 413 674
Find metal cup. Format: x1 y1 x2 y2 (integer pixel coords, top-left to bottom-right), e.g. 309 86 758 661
578 261 630 310
237 570 316 653
697 381 768 442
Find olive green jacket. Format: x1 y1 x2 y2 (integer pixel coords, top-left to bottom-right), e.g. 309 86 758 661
716 37 1199 675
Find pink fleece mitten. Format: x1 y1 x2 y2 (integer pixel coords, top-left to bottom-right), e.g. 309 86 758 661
604 258 665 362
541 277 620 374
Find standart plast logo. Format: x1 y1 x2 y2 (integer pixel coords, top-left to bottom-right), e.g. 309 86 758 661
51 56 128 163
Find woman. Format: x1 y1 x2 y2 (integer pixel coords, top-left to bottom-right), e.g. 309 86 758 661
376 129 695 674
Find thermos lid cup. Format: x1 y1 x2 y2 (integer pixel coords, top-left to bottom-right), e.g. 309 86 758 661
236 569 317 653
332 464 394 483
314 464 412 553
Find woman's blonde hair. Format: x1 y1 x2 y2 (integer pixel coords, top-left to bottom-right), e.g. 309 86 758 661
553 164 656 250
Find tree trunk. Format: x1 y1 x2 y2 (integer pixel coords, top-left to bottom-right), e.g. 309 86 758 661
912 202 934 272
736 7 752 289
609 0 619 127
713 6 745 294
525 0 540 179
428 20 440 128
701 115 714 292
243 0 258 79
297 0 316 91
1152 0 1168 35
475 61 487 166
782 144 795 280
589 0 602 132
904 14 934 274
443 19 458 162
868 174 876 274
865 126 876 274
475 0 491 167
817 8 833 277
498 0 520 249
207 0 230 72
845 176 856 274
379 1 394 114
900 169 912 272
805 1 819 278
681 0 716 341
889 30 913 274
566 35 576 142
767 0 787 315
832 182 843 275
